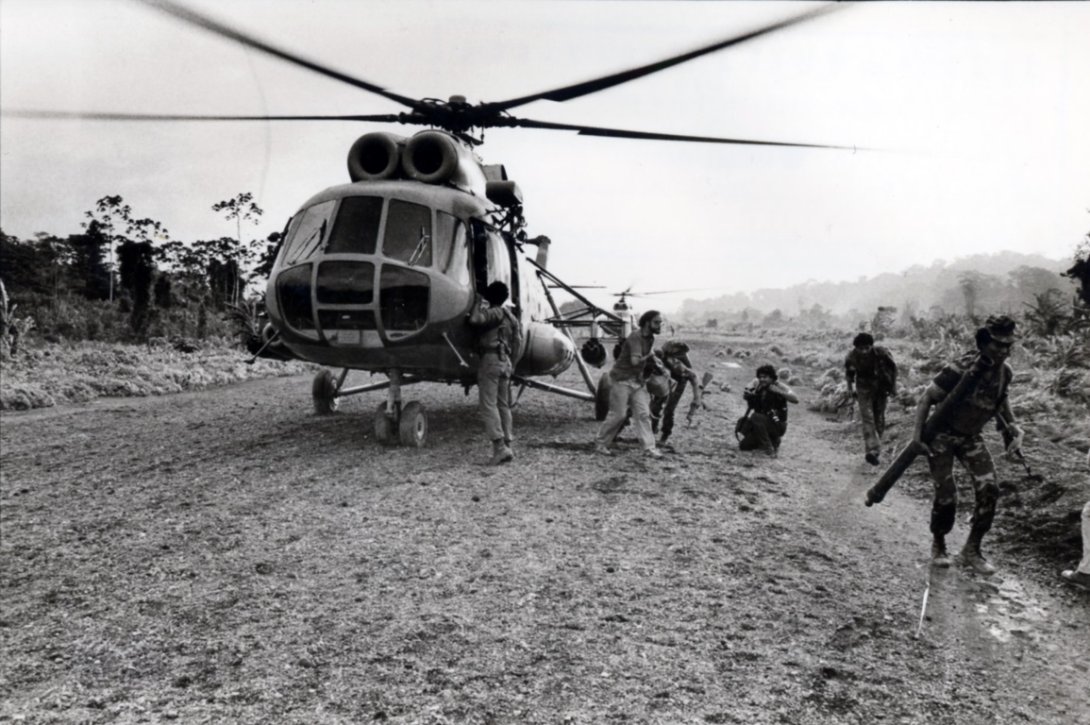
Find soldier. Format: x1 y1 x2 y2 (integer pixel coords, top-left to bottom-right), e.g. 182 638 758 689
650 340 703 445
595 310 664 459
737 364 799 456
1061 500 1090 591
914 315 1024 573
1060 450 1090 591
467 281 522 465
845 332 898 466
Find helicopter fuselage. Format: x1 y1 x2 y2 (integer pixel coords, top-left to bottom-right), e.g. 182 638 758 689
264 164 575 385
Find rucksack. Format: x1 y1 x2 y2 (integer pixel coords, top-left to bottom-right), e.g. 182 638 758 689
500 308 524 364
876 347 897 394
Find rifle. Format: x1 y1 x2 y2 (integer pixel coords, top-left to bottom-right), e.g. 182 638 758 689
864 355 991 507
996 415 1042 481
686 371 714 427
734 403 753 442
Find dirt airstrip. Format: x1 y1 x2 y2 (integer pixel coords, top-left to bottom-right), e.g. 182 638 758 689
1 336 1088 724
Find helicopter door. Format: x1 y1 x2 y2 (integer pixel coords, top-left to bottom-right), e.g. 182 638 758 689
469 219 512 297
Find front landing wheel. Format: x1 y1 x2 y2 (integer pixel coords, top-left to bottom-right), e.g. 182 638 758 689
374 403 396 445
398 402 428 447
312 369 339 415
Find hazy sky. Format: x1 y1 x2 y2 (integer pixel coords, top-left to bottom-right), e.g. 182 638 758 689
2 1 1088 311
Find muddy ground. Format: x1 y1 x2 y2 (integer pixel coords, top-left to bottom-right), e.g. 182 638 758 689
1 336 1088 724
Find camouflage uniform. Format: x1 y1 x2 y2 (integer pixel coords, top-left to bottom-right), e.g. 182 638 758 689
926 351 1012 552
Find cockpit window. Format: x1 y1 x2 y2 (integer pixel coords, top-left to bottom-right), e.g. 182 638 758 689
435 211 469 285
383 199 432 267
326 196 382 254
280 200 335 266
484 225 511 290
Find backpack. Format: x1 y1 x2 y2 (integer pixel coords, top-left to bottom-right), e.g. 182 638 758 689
876 347 897 395
500 308 524 364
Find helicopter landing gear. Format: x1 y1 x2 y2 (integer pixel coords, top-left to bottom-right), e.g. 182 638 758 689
374 402 398 445
594 371 612 422
371 369 429 447
312 368 347 415
398 402 428 447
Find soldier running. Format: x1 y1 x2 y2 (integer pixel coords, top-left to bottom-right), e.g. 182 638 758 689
845 332 898 466
914 315 1024 573
595 310 664 459
650 340 703 445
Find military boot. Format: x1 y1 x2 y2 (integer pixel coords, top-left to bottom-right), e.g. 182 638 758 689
958 538 997 575
504 438 516 461
931 536 952 568
489 439 513 466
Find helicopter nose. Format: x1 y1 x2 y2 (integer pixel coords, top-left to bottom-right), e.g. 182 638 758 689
448 94 467 106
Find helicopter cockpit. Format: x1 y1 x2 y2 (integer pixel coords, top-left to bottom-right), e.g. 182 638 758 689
263 127 527 378
268 184 490 360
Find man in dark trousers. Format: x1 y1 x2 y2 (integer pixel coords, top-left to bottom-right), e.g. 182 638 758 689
650 340 703 445
845 332 898 466
914 315 1024 573
467 281 521 465
737 364 799 456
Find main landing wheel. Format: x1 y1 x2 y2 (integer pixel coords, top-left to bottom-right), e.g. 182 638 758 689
312 369 339 415
398 402 428 447
374 403 396 445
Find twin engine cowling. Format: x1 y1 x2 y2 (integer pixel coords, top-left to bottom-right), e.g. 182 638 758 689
347 131 520 206
347 130 489 197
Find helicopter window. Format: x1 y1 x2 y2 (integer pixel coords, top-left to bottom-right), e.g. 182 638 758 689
276 263 315 331
380 266 429 332
281 200 335 266
383 199 432 267
316 261 375 305
326 196 382 254
435 212 470 284
483 226 512 290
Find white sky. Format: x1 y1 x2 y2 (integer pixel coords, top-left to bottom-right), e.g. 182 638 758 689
2 0 1088 312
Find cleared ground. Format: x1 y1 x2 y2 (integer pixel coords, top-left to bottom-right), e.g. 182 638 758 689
2 337 1088 724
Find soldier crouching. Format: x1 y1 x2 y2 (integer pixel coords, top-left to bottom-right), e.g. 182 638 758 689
737 364 799 456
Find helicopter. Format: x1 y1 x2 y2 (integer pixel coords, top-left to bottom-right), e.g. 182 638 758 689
5 0 851 446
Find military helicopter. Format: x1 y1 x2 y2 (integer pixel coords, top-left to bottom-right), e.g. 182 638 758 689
6 0 850 446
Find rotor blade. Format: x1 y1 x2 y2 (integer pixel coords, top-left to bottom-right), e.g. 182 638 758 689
481 4 843 113
135 0 421 111
1 109 404 123
508 117 853 150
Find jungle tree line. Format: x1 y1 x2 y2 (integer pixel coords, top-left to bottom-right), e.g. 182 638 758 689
0 193 282 341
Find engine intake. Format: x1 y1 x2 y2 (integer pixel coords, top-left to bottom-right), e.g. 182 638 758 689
347 132 406 181
399 131 488 195
402 131 460 184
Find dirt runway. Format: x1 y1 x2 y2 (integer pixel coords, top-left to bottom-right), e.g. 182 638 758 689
2 343 1088 724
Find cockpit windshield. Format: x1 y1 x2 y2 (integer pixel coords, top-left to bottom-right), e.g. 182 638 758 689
280 200 335 266
383 199 432 266
327 196 382 254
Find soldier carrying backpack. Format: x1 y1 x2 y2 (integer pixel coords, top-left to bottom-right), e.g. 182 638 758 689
845 332 898 466
468 281 523 465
